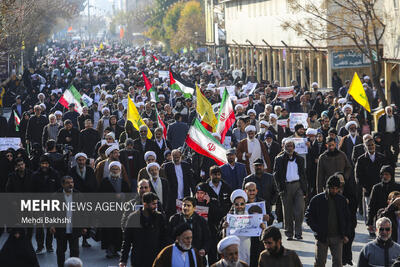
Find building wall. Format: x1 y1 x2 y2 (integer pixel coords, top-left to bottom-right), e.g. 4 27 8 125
383 0 400 60
224 0 327 47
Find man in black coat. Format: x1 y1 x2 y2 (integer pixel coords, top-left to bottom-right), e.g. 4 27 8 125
26 105 49 146
367 165 400 234
57 119 80 154
273 139 307 240
166 113 189 149
169 196 211 260
119 138 141 187
154 127 171 164
147 162 170 212
351 134 381 164
243 159 278 216
78 119 100 158
377 106 400 160
50 176 87 267
162 149 195 217
355 138 387 218
119 192 168 267
6 157 34 193
203 166 232 216
32 155 60 254
63 103 79 128
305 175 351 267
133 125 158 170
264 131 281 168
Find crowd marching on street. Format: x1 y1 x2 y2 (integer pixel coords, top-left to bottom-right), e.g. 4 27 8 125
1 40 400 267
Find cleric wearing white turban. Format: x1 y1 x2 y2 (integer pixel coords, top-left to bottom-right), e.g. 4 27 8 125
212 235 249 267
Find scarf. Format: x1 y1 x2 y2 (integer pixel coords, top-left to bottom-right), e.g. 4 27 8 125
175 242 195 267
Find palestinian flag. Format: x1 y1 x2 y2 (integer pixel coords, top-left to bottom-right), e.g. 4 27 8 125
152 55 159 64
14 111 20 132
169 69 195 98
156 108 167 139
64 58 71 76
142 72 158 102
186 119 228 166
59 85 84 114
216 88 236 143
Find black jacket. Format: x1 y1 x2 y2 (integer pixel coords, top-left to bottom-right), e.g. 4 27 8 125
378 114 400 134
68 166 97 192
305 191 351 243
264 140 281 168
351 143 382 165
273 152 307 195
242 173 278 214
203 179 233 218
78 128 101 158
32 167 61 193
367 180 400 226
57 127 80 153
119 148 141 181
377 203 400 242
355 152 387 194
6 169 34 193
133 138 159 170
26 114 48 144
169 212 211 252
121 209 168 267
149 177 170 212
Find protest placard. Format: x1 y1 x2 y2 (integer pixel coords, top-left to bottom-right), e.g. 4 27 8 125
158 71 169 79
176 199 209 220
226 214 263 237
0 138 21 151
289 113 308 131
277 119 287 129
284 137 308 154
242 82 257 95
236 97 249 108
245 201 266 215
276 86 294 100
219 86 236 99
81 94 93 107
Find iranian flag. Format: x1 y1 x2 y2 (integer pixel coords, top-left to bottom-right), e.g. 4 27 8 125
186 119 228 166
14 111 20 132
142 72 158 102
216 88 236 143
59 85 84 114
169 69 195 99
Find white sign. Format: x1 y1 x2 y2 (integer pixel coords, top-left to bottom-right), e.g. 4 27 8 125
158 71 169 80
277 119 287 129
219 86 236 99
122 99 128 109
227 214 263 237
81 94 93 107
213 70 221 79
245 201 266 215
289 113 308 131
236 97 250 108
285 137 308 154
277 86 295 100
242 82 257 95
0 138 21 151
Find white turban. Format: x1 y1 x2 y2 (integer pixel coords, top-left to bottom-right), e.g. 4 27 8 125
230 189 248 203
74 152 87 160
364 76 370 80
108 161 121 170
106 132 115 140
217 235 241 254
146 162 160 172
105 145 119 157
235 104 243 111
259 121 269 127
338 98 347 104
102 107 110 114
105 94 113 99
306 128 318 136
144 151 157 161
54 110 62 116
342 104 353 113
245 125 256 133
311 82 319 87
345 121 357 131
269 113 278 120
247 109 256 115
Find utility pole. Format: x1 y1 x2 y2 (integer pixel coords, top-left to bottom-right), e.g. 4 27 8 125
88 0 90 41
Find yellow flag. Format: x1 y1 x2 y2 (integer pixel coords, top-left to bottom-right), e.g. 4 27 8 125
127 95 153 139
348 72 371 112
93 45 97 53
196 84 218 132
99 43 104 50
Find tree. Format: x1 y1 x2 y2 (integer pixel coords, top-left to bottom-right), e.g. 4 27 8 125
171 1 205 53
282 0 387 105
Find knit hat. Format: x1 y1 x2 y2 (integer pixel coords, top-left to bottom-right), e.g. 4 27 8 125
380 165 394 177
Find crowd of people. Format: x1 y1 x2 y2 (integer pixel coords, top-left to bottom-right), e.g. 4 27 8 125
0 40 400 267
